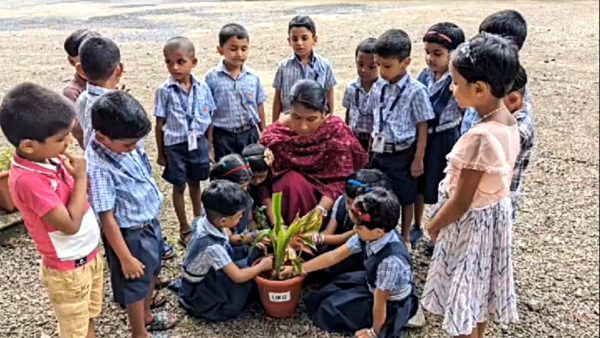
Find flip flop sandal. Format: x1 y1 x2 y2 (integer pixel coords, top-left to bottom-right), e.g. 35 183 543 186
146 311 179 332
178 230 193 247
155 275 172 290
150 291 167 310
161 241 176 261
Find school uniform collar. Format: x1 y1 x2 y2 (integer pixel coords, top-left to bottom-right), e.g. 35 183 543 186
292 51 318 66
167 74 201 93
355 77 382 93
385 72 410 89
89 134 128 163
216 60 250 78
365 230 398 256
11 153 61 177
198 216 229 241
86 82 112 97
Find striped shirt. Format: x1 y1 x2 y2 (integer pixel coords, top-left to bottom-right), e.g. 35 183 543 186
511 105 535 211
86 136 164 228
342 78 384 134
347 231 412 296
75 83 113 147
154 75 215 146
205 62 267 130
273 52 337 113
367 74 435 147
417 68 462 130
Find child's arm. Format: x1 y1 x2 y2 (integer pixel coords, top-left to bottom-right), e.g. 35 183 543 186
302 243 352 274
155 117 166 166
99 211 145 279
207 124 215 163
426 168 483 241
322 230 354 246
222 255 273 283
355 289 391 338
322 217 339 235
272 90 283 122
344 108 350 125
41 153 87 235
327 88 335 114
72 121 85 149
258 104 267 131
411 121 428 178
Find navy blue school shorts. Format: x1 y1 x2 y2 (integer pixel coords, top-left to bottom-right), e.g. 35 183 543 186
418 126 460 204
103 219 163 306
370 146 418 206
162 136 210 187
213 126 259 162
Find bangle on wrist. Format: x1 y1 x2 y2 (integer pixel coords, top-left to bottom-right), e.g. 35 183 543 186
367 328 379 338
316 205 328 217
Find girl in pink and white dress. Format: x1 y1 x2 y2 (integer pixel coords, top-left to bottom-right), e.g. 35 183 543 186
422 33 521 338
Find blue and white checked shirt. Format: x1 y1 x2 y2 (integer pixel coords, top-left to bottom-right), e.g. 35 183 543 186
183 216 233 282
342 78 384 134
273 52 337 113
75 83 113 147
154 75 216 146
205 62 267 130
511 105 535 211
86 136 164 228
418 69 462 130
347 231 412 298
367 74 435 147
461 85 533 134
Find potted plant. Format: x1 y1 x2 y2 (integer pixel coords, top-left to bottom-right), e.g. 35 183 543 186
253 192 322 318
0 147 16 214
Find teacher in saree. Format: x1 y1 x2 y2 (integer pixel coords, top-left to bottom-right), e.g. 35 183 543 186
260 79 368 225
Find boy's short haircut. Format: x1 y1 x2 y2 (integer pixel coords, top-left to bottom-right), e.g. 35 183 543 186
451 33 519 99
242 143 269 173
422 22 465 51
219 23 249 47
352 187 400 232
163 36 195 57
479 10 528 50
209 154 253 184
91 91 151 140
509 65 527 94
288 15 316 36
79 36 121 82
64 29 100 57
375 29 411 61
0 83 75 147
345 169 392 199
203 180 248 221
355 37 377 57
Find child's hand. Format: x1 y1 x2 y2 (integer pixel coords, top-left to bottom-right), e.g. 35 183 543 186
258 256 274 272
209 145 216 164
121 256 145 280
157 154 166 167
411 158 424 177
355 328 378 338
279 265 295 279
426 224 439 244
62 152 87 180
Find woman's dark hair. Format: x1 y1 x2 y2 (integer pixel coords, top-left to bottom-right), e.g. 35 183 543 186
479 10 527 50
289 79 328 113
202 180 248 221
345 169 392 199
352 187 400 232
422 22 465 51
451 33 519 98
355 37 377 57
210 154 253 184
241 143 269 173
91 91 151 140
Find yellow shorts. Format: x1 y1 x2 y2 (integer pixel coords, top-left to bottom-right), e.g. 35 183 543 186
40 255 104 338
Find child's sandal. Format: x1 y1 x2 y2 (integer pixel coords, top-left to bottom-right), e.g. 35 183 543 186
161 241 176 260
155 275 172 290
150 291 167 309
146 311 179 331
178 230 193 247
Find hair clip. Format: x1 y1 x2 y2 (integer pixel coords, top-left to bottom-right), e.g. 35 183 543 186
263 148 274 167
348 179 366 187
424 31 452 44
222 164 250 178
460 43 475 64
351 205 372 223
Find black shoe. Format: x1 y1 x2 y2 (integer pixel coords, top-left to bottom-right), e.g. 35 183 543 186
410 224 423 248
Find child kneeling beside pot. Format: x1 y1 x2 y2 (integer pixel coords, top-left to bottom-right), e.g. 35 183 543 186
179 179 273 321
283 187 418 338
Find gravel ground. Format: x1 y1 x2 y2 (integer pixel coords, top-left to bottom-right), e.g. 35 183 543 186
0 1 598 337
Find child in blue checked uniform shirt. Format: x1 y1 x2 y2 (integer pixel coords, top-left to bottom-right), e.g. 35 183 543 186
289 188 417 338
155 36 216 247
412 22 465 247
205 23 267 161
461 10 532 134
272 15 337 121
87 92 178 336
367 29 435 249
343 38 383 151
179 180 273 321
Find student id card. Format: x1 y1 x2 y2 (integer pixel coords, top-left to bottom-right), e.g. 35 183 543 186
371 133 385 153
187 130 198 151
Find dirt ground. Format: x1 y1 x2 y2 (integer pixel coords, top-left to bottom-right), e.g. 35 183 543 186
0 1 598 337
